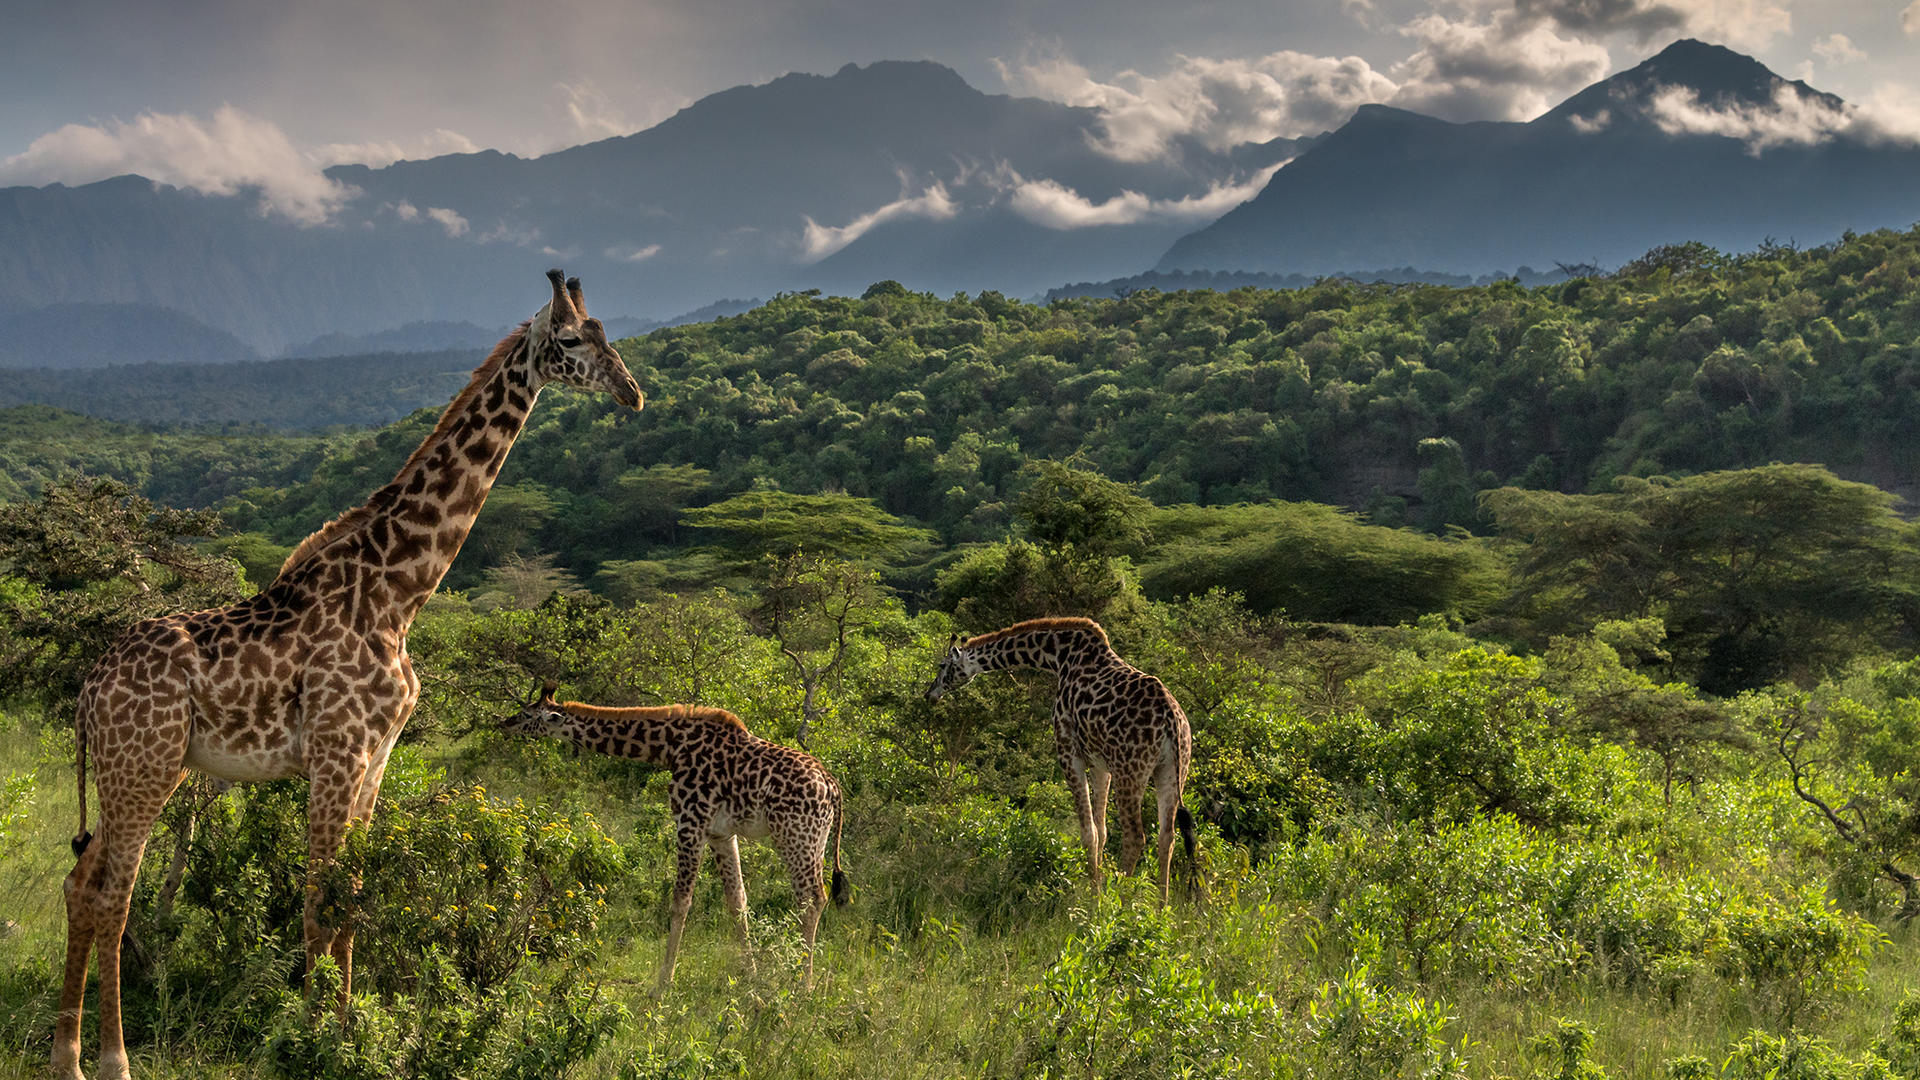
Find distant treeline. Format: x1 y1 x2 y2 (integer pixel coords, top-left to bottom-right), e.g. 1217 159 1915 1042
1043 264 1566 302
0 350 475 430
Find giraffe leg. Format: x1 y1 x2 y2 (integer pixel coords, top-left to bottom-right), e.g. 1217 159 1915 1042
1154 763 1182 907
658 826 705 993
81 771 185 1080
1113 777 1147 880
53 831 105 1080
1089 766 1112 863
711 835 754 974
1058 753 1101 887
303 742 373 1018
783 827 829 989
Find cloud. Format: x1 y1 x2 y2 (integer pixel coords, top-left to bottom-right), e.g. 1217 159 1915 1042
0 105 355 225
1648 83 1920 151
1513 0 1687 43
1906 0 1920 35
556 82 636 146
800 182 957 261
1006 163 1284 229
390 201 420 221
605 243 663 262
314 129 480 169
424 207 469 237
995 49 1396 161
1389 10 1614 122
1811 32 1865 66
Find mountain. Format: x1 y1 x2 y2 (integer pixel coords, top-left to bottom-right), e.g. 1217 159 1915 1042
0 61 1293 359
1160 40 1920 276
0 302 258 368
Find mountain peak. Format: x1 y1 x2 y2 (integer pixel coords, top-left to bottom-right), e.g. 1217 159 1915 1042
1541 38 1842 129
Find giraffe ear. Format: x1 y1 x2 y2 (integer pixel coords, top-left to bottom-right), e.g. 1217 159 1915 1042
545 269 578 324
540 679 558 702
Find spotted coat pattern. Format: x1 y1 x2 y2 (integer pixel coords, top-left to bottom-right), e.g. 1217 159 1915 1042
53 271 642 1080
503 686 849 990
925 617 1195 903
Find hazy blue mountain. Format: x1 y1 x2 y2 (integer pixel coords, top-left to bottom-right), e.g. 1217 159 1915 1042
0 302 258 368
1160 40 1920 276
0 61 1291 359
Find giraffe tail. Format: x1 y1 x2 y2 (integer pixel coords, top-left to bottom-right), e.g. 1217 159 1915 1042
1176 805 1195 865
829 779 850 907
72 717 92 857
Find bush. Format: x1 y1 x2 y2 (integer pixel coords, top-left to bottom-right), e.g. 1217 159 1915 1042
1012 898 1280 1079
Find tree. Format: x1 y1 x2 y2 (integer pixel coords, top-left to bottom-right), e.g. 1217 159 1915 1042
0 475 245 717
1485 464 1920 694
754 552 885 746
680 489 935 568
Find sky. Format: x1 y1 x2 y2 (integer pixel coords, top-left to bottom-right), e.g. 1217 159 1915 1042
2 0 1917 214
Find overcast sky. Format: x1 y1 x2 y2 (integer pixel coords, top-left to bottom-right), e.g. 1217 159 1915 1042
3 0 1917 195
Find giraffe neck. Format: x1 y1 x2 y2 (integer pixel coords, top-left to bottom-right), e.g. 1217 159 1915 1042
338 328 544 631
552 704 745 769
969 626 1116 679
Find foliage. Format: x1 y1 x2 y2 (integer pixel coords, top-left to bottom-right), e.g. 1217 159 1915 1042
0 475 246 716
1484 465 1920 693
1013 898 1281 1079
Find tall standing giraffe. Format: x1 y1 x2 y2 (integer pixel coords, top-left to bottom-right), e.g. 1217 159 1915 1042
924 617 1195 903
499 682 849 991
53 270 642 1080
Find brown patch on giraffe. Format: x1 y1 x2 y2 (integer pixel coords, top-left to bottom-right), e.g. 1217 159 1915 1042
273 326 529 582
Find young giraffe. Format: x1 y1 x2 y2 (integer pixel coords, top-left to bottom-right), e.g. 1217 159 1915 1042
500 682 849 991
54 271 641 1080
925 616 1195 903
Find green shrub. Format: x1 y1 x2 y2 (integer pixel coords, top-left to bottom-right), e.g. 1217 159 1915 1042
860 796 1081 934
1722 1030 1893 1080
1012 898 1280 1079
1299 962 1463 1080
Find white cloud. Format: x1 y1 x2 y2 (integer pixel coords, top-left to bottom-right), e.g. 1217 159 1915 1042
1569 108 1612 132
1390 11 1613 122
424 207 469 237
0 105 355 225
1905 0 1920 35
1663 0 1793 50
1006 163 1284 229
800 182 957 261
1649 82 1920 151
995 49 1397 161
556 82 636 146
314 129 480 169
1811 32 1865 66
390 200 420 221
605 243 663 262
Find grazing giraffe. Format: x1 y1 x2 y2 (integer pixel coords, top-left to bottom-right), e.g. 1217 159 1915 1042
53 271 642 1080
500 681 849 991
925 616 1195 903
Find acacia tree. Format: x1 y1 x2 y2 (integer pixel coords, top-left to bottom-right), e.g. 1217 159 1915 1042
754 552 884 747
0 475 246 719
1484 464 1920 694
1764 686 1920 920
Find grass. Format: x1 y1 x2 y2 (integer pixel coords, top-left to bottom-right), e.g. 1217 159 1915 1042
5 713 1920 1080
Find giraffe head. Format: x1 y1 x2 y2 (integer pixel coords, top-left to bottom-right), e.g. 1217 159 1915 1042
500 679 570 737
530 269 644 410
924 634 984 701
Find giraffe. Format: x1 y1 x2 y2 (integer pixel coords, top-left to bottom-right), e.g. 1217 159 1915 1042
53 270 642 1080
500 681 849 991
924 616 1195 903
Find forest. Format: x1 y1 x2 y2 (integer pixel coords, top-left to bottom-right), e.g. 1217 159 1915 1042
3 226 1920 1078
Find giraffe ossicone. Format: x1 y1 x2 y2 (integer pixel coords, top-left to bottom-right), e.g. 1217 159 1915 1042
926 616 1196 903
501 683 849 991
53 271 641 1080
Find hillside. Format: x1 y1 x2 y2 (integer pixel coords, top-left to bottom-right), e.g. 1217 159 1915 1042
0 61 1295 356
1161 40 1920 276
108 225 1917 595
